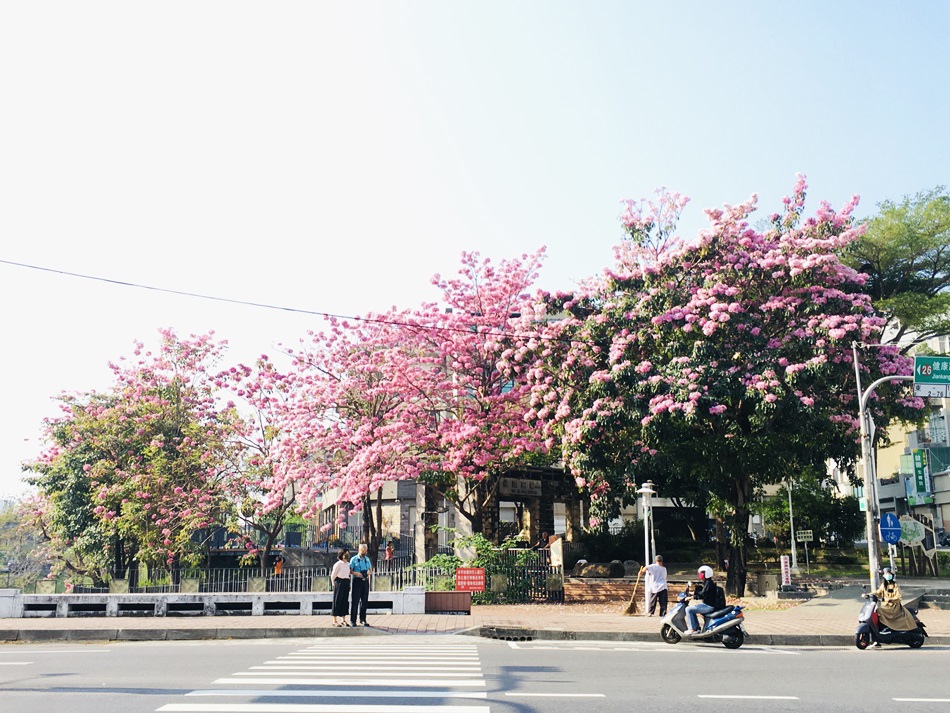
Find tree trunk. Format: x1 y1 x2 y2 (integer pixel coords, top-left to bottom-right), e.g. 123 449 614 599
715 516 728 571
361 490 385 568
724 473 752 597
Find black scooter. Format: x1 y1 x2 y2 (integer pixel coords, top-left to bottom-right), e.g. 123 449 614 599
854 591 927 649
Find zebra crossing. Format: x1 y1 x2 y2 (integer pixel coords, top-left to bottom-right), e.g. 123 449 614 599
155 641 489 713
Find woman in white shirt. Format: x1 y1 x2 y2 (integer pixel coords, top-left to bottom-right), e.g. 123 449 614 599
330 549 352 626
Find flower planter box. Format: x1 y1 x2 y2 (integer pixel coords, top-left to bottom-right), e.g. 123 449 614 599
424 590 471 614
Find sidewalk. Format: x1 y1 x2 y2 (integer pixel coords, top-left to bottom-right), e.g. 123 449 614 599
3 585 949 646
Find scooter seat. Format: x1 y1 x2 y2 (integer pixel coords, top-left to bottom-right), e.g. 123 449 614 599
709 607 735 618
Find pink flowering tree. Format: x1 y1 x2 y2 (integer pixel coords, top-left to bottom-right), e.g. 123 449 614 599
273 314 446 565
218 355 310 572
528 179 922 595
23 330 241 581
409 249 554 541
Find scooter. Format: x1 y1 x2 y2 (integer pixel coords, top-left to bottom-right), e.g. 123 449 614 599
854 591 927 649
659 586 747 649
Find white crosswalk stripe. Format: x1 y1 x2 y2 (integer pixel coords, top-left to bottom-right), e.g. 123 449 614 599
155 641 489 712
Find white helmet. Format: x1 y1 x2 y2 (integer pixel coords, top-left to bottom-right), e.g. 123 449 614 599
698 565 714 580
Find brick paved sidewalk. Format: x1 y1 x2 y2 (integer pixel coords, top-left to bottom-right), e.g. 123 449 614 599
2 584 948 644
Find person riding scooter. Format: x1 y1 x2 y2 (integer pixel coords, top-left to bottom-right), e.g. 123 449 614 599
874 567 917 634
685 565 723 635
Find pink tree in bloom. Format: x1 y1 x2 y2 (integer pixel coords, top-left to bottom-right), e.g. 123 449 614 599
218 355 312 571
527 177 922 595
24 330 242 580
275 313 446 564
410 249 553 540
275 249 552 557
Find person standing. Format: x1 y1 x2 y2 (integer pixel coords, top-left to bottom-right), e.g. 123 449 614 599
385 542 394 561
330 549 351 627
640 554 669 617
349 542 373 627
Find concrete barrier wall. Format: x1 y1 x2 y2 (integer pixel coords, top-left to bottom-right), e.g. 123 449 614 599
2 587 426 619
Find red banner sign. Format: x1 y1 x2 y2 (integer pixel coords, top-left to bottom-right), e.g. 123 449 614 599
455 567 486 592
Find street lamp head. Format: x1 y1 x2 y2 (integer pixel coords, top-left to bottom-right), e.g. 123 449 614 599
636 481 656 499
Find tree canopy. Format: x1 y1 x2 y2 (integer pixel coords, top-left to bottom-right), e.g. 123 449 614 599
845 186 950 350
526 178 922 594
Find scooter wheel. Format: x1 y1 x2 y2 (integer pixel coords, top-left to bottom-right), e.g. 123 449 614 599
661 624 681 644
722 631 744 649
854 632 871 650
908 631 925 649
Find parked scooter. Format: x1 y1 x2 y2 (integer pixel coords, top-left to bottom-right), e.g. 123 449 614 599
660 586 747 649
854 591 927 649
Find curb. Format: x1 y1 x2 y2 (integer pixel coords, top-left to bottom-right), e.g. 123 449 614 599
463 626 950 648
1 626 948 647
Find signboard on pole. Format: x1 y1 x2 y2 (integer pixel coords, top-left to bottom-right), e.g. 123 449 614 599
913 355 950 397
795 530 813 543
909 449 934 506
880 512 902 545
780 555 791 586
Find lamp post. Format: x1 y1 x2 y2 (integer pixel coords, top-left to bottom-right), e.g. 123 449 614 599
852 342 914 591
637 481 656 568
787 479 799 574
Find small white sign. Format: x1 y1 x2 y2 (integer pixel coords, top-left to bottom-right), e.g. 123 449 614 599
780 555 791 586
796 530 813 543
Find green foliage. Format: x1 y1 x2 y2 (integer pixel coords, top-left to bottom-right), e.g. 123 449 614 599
415 528 550 603
0 500 49 589
754 469 865 547
845 186 950 349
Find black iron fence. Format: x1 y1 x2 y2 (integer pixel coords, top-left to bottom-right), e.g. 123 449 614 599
52 563 563 602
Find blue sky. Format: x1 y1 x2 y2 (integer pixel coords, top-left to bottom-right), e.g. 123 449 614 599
1 1 948 497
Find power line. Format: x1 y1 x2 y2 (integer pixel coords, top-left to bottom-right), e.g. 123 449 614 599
0 257 579 344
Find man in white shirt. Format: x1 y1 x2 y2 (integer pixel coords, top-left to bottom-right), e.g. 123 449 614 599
641 554 668 617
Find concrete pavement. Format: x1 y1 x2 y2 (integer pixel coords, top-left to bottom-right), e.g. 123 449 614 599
2 583 949 646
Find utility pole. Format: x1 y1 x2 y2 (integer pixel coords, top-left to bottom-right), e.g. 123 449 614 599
852 342 914 591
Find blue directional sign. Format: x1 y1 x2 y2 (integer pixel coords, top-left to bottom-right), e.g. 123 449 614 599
880 512 902 544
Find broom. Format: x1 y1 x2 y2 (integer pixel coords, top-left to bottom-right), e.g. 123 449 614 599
622 567 644 616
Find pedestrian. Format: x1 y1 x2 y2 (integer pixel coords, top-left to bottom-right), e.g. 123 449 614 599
330 548 351 627
385 542 394 561
640 554 669 617
533 531 550 550
273 553 285 576
349 542 373 627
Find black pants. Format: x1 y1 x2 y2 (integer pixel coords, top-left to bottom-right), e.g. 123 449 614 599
647 588 668 616
332 578 350 617
350 576 369 623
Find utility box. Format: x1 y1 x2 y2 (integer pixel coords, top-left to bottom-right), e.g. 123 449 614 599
756 572 779 595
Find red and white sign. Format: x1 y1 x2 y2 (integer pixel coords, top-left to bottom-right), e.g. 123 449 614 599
455 567 486 592
780 555 791 586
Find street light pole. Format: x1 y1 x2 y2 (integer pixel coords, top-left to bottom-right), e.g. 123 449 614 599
637 481 656 568
852 342 914 591
787 479 799 572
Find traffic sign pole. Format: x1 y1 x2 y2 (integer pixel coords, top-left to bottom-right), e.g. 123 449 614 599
853 343 914 592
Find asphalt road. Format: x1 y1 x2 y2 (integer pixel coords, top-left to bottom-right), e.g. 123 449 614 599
1 635 948 713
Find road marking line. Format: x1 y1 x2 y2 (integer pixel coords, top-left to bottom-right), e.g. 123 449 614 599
0 649 109 654
0 662 33 665
698 695 799 700
188 691 489 699
894 699 950 703
256 665 481 671
236 671 483 678
505 693 605 698
277 654 478 664
159 705 490 713
214 678 486 688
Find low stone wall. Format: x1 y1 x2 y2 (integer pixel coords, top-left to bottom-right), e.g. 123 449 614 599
0 587 426 618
